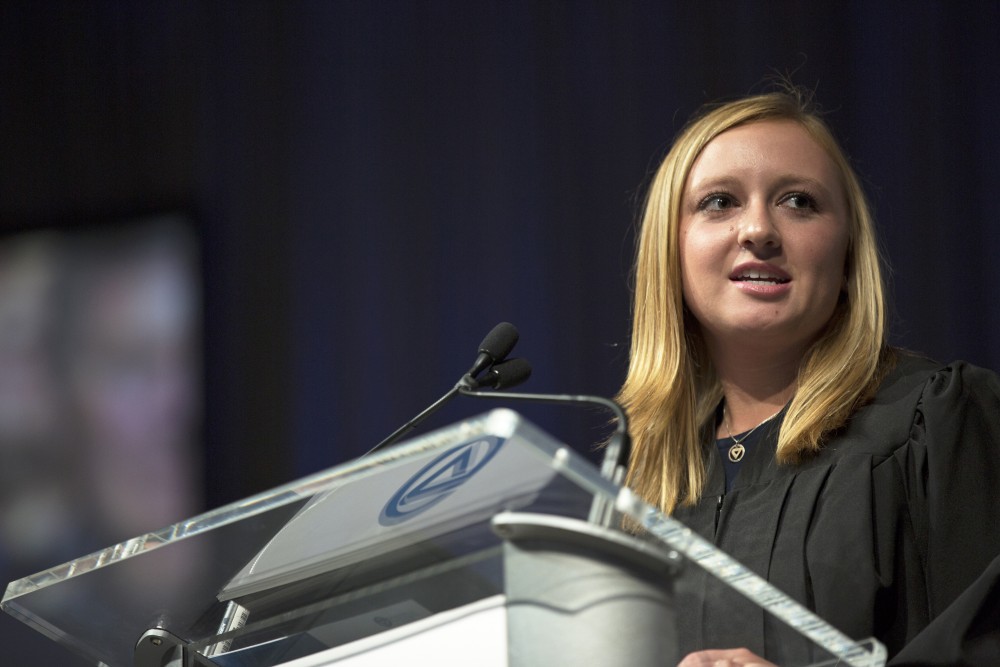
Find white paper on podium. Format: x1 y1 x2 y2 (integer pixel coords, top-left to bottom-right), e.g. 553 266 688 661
276 596 508 667
220 429 557 600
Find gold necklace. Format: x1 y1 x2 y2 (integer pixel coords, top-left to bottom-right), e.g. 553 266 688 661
723 406 782 463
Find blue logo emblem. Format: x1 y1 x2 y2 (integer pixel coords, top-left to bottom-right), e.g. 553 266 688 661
379 437 503 525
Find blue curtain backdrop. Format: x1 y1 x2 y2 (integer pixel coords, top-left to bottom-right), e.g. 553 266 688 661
1 2 998 664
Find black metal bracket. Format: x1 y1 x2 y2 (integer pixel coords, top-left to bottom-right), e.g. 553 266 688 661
134 628 216 667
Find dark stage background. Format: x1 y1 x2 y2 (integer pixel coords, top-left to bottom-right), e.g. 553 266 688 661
1 2 998 664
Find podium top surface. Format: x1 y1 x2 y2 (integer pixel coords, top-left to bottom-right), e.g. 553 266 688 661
3 409 885 667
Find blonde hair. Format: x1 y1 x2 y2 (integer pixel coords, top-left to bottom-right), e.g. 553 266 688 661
619 90 891 514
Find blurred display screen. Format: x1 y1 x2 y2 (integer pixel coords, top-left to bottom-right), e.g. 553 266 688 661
0 214 203 665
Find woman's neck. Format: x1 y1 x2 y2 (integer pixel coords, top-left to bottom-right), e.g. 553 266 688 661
709 342 801 434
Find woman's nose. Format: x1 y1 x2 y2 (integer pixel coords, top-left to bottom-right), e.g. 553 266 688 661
736 204 781 251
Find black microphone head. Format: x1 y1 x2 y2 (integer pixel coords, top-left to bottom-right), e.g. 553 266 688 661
477 357 532 390
468 322 519 377
479 322 519 360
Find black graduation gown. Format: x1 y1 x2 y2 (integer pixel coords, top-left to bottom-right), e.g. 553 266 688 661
671 354 1000 664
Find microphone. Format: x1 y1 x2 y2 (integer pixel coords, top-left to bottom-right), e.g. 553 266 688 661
469 358 532 390
466 322 519 378
368 323 520 455
368 324 632 525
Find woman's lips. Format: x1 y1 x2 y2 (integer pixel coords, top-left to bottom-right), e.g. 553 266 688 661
733 279 792 297
730 263 791 297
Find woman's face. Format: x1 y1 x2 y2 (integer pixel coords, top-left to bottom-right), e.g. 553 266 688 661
679 119 850 356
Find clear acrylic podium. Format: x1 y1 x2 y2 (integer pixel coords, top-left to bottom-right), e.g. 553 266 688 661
3 409 886 667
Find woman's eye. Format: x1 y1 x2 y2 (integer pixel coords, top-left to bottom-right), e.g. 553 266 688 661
698 193 736 211
781 192 817 210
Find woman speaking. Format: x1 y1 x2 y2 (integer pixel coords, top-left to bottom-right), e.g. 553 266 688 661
617 89 1000 665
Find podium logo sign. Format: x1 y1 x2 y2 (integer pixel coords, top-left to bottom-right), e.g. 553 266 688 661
379 437 503 526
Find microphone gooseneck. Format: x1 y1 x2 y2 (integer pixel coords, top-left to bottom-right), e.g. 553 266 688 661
369 322 520 455
457 371 631 486
458 360 631 527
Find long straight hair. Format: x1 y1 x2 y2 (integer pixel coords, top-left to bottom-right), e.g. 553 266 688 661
618 91 891 514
